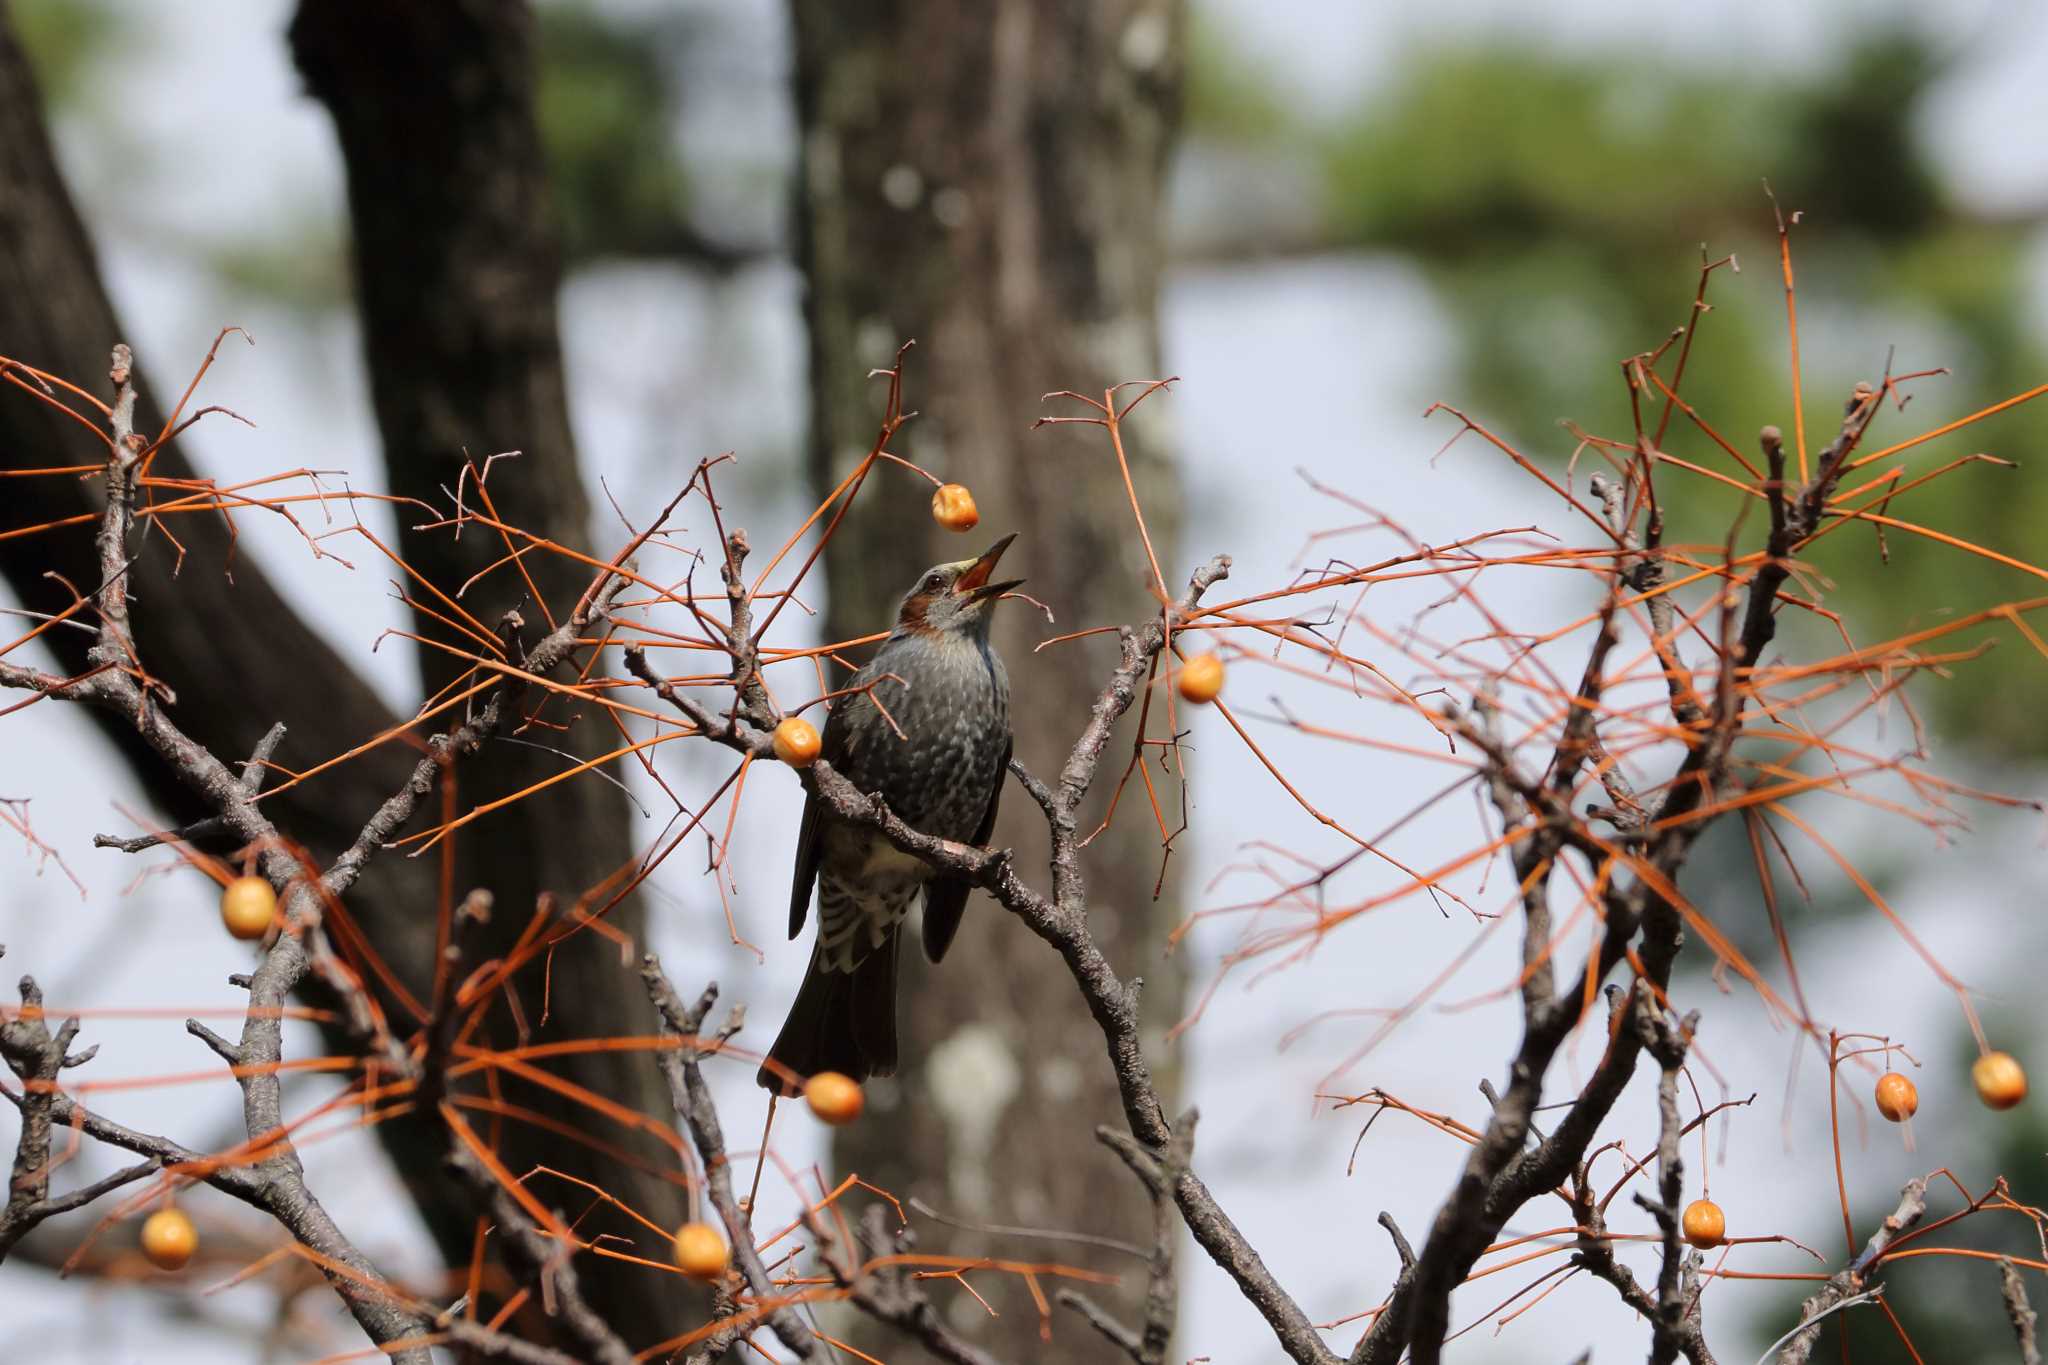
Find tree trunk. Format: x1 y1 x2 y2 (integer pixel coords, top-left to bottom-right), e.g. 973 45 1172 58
0 0 457 1279
1 1 690 1348
791 1 1188 1356
287 0 689 1346
0 6 408 853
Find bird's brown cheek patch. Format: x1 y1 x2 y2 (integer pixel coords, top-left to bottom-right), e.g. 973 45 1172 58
897 590 944 634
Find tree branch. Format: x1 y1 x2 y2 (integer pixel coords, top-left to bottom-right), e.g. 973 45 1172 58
2005 1259 2041 1365
640 957 818 1361
1775 1176 1927 1364
629 551 1340 1365
1059 1114 1193 1364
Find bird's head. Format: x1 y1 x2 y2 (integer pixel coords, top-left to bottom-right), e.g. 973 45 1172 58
894 534 1022 640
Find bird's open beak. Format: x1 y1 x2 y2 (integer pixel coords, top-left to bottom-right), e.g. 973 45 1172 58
955 533 1023 604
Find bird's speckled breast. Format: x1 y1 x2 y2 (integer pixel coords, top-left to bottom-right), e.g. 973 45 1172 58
824 629 1010 854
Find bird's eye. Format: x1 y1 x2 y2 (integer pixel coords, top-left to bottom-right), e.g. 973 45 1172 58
924 572 942 590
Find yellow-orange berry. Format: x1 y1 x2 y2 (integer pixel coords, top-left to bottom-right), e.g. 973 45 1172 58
219 876 276 941
804 1070 865 1125
1973 1051 2028 1110
1177 653 1224 705
1681 1198 1725 1250
1874 1071 1918 1123
672 1221 730 1280
140 1207 198 1271
773 717 822 767
931 483 979 532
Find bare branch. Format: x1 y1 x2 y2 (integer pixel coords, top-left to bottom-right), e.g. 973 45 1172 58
1775 1177 1928 1364
641 956 819 1361
1064 1114 1194 1364
839 1205 1007 1365
2004 1259 2041 1365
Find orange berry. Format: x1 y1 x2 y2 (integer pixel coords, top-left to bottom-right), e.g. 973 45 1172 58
1177 653 1224 705
1874 1071 1918 1123
1681 1198 1725 1250
140 1207 198 1271
804 1070 865 1125
772 717 822 767
672 1220 729 1280
219 876 276 941
1973 1051 2028 1110
931 483 979 532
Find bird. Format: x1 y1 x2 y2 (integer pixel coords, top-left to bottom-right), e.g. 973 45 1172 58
756 534 1022 1094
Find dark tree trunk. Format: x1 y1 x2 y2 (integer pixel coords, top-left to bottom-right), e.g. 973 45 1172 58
0 0 453 1272
1 1 689 1348
791 1 1188 1356
0 8 407 848
287 0 688 1345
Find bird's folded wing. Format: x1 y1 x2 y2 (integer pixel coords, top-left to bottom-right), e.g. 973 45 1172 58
788 791 822 938
792 694 867 938
922 736 1009 963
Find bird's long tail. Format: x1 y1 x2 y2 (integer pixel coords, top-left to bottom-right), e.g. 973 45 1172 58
756 927 900 1094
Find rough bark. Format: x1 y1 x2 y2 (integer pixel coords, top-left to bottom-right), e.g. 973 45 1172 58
287 0 687 1344
790 1 1187 1356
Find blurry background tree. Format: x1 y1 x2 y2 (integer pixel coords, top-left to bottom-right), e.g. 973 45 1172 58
788 4 1187 1358
0 0 701 1347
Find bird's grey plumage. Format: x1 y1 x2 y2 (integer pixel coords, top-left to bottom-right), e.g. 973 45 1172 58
759 536 1019 1093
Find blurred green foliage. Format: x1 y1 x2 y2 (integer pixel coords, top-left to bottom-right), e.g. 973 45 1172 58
536 1 697 261
10 0 119 108
1184 15 1294 148
205 211 352 315
1192 28 2048 756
